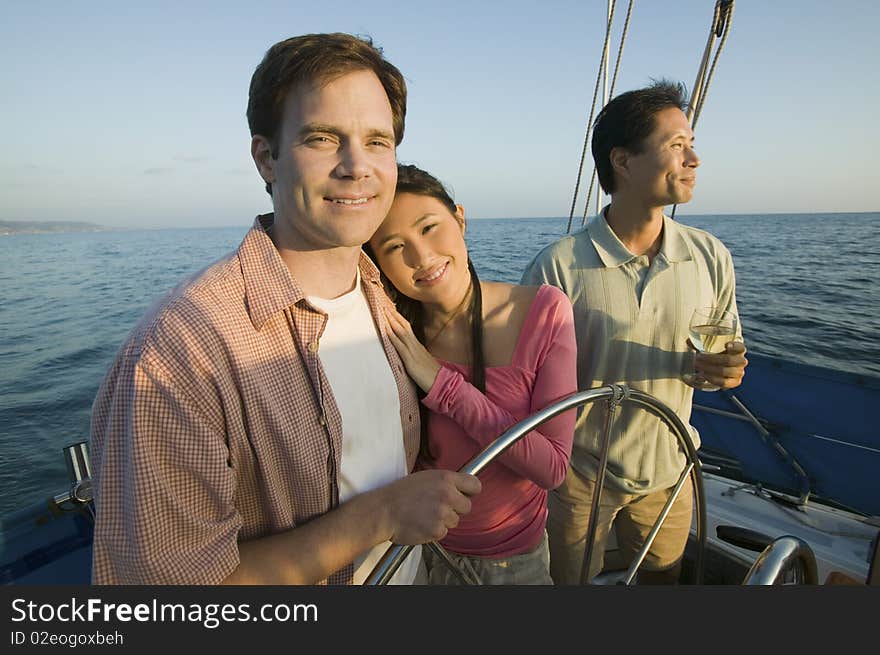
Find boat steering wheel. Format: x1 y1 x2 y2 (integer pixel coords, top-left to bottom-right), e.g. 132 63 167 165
365 384 707 585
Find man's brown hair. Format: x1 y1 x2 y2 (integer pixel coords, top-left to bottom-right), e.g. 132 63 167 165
247 33 407 194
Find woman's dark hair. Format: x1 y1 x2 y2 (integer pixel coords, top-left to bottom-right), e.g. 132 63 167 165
365 164 485 461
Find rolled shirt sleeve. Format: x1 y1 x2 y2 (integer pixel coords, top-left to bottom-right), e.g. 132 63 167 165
92 352 242 584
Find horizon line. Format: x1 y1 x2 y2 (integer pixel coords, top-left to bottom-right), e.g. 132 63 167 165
3 209 878 231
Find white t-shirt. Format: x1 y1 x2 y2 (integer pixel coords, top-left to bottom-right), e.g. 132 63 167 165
308 272 420 585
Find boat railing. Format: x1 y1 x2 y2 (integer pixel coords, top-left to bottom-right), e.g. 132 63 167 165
52 441 95 520
716 525 818 584
742 536 819 585
365 384 707 585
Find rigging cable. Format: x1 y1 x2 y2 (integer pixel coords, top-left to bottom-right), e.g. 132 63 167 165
671 0 735 219
565 0 619 234
691 0 735 130
580 0 636 228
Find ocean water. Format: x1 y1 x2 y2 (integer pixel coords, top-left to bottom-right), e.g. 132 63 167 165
1 212 878 517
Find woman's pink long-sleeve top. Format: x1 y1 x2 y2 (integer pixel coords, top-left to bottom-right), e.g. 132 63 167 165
420 284 577 557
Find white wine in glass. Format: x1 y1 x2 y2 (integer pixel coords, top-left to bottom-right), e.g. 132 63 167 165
683 306 737 392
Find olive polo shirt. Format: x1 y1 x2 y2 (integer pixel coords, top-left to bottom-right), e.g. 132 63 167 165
521 210 741 494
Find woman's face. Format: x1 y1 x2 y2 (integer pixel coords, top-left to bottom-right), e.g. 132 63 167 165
369 192 470 310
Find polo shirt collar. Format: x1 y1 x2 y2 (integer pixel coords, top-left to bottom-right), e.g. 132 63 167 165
587 208 637 268
239 214 383 330
659 215 692 263
587 207 692 267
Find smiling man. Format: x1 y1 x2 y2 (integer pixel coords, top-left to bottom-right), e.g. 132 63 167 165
90 33 480 585
522 80 747 585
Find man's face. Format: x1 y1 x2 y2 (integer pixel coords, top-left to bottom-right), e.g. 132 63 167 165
254 69 398 250
622 107 701 207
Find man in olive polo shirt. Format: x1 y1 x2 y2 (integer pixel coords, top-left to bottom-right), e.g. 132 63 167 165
521 80 747 584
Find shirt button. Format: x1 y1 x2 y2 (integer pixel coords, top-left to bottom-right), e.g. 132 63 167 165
308 341 319 353
408 414 414 423
318 416 326 427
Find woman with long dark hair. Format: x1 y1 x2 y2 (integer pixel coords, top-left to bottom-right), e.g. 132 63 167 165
366 164 577 584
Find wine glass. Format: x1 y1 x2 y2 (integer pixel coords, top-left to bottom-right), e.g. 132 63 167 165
683 306 738 392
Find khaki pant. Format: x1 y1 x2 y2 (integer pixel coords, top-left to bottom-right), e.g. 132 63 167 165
547 466 693 584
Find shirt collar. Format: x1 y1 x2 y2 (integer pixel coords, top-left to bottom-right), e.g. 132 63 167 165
658 214 692 263
587 208 635 268
239 213 383 330
357 246 382 285
587 208 692 267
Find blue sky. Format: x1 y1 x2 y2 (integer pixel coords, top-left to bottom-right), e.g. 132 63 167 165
2 0 878 227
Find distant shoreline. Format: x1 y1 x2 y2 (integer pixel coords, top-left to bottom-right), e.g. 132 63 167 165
0 220 108 235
